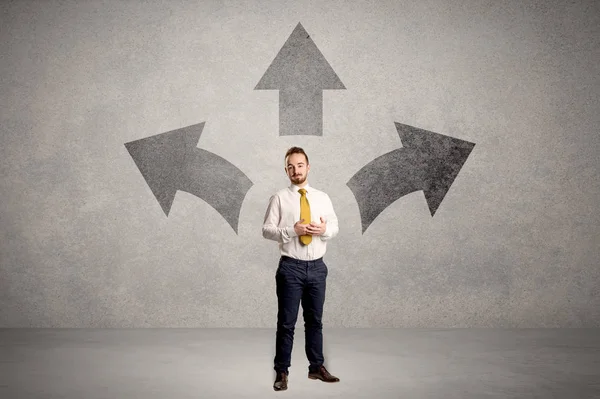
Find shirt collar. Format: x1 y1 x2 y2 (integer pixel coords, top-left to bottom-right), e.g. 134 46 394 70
290 183 310 193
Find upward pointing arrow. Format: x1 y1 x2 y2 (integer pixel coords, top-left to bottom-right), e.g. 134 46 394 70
255 22 346 136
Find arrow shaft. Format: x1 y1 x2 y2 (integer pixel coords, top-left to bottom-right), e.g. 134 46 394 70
181 150 253 233
347 148 426 232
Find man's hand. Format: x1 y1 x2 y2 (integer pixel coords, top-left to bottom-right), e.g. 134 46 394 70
307 217 327 236
294 219 311 236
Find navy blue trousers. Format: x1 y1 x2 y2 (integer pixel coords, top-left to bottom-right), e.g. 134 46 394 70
274 255 328 374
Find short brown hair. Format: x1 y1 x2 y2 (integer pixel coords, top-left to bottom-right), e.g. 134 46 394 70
285 147 309 165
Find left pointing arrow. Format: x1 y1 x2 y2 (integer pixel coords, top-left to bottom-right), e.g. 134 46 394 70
124 122 253 233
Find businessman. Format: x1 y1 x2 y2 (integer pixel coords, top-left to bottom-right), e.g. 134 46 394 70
262 147 340 391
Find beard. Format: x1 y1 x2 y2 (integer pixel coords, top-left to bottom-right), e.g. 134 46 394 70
290 174 307 185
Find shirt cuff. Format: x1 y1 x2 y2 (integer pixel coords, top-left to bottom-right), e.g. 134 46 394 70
320 224 330 239
286 226 298 238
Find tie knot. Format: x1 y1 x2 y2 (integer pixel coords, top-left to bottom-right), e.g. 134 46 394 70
298 188 307 196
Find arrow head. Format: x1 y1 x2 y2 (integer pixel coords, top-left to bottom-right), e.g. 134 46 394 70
124 123 205 216
255 22 345 90
394 122 475 216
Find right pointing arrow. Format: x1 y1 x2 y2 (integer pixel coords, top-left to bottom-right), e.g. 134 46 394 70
255 22 345 136
347 123 475 233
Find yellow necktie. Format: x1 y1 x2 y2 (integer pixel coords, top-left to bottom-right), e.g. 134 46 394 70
298 188 312 245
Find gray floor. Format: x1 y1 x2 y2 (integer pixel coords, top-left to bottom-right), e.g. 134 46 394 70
1 328 600 399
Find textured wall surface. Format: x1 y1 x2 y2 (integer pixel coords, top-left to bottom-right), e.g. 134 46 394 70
1 0 598 327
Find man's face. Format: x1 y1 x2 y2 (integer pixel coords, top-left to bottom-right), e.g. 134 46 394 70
285 153 310 186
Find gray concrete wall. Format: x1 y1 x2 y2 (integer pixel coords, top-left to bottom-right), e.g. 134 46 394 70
1 0 598 327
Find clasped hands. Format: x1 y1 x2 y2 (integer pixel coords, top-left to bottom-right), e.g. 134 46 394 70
294 217 327 236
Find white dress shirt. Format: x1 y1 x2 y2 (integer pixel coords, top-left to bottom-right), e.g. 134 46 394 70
262 183 339 260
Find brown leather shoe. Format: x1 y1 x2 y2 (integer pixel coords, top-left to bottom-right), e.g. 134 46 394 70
273 372 288 391
308 366 340 383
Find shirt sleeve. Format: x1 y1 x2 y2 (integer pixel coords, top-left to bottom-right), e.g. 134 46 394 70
262 194 297 243
319 194 339 241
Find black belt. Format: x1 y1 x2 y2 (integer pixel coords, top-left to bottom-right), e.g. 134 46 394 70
280 255 323 264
